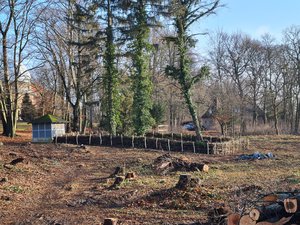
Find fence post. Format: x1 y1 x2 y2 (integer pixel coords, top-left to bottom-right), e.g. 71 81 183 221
110 134 113 146
121 134 123 147
132 135 134 148
206 142 209 154
193 142 195 153
144 136 147 149
55 135 58 144
89 133 92 145
168 139 170 152
99 133 102 145
156 138 158 149
76 133 79 145
181 139 183 152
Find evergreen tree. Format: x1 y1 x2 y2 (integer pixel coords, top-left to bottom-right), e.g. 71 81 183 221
97 0 121 135
65 1 100 132
20 93 37 122
119 0 165 135
165 0 220 141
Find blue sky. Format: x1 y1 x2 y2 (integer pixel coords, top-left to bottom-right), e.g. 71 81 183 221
194 0 300 52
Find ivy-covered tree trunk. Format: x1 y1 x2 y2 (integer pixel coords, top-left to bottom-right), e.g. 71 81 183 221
131 2 154 135
103 0 120 135
166 0 220 141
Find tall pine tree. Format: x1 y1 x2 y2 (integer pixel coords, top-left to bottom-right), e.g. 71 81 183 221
119 0 165 135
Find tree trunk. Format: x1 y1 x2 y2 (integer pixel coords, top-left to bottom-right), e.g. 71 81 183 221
294 96 300 134
72 103 80 132
183 89 203 141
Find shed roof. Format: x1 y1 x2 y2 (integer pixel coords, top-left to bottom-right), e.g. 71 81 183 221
31 114 67 124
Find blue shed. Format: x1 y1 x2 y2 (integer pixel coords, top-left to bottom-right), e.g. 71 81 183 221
31 114 67 142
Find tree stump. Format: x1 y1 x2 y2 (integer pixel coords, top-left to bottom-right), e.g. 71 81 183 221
175 174 201 189
125 172 136 180
109 176 124 189
103 218 118 225
110 166 125 177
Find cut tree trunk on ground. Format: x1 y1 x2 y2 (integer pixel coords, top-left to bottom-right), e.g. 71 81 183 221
249 203 286 222
263 194 292 206
153 154 209 175
255 216 293 225
284 196 300 213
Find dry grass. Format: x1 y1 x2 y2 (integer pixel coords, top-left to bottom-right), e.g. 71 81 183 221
0 134 299 224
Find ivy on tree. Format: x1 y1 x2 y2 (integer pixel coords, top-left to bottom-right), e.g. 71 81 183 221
165 0 220 141
120 1 166 135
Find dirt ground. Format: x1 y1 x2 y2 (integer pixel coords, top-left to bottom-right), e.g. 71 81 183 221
0 133 300 224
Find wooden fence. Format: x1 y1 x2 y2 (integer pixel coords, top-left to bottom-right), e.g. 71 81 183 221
54 134 249 155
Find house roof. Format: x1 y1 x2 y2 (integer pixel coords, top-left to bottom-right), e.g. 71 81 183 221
31 114 67 124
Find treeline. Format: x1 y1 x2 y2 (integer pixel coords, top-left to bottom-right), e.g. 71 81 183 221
1 0 300 138
208 29 300 135
0 0 220 140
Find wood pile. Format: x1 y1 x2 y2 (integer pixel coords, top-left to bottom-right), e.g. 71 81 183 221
228 193 300 225
153 153 209 175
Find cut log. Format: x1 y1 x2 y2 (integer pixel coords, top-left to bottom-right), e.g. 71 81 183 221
189 163 209 172
227 213 240 225
103 218 118 225
249 203 286 222
153 154 209 175
284 196 300 213
263 194 291 205
239 215 256 225
255 216 293 225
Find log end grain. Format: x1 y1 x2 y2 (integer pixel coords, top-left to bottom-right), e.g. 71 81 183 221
227 213 241 225
239 215 256 225
103 218 118 225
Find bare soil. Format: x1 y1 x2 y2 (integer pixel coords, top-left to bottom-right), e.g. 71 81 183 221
0 133 300 224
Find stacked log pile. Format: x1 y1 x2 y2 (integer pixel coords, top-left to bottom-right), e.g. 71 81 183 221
228 193 300 225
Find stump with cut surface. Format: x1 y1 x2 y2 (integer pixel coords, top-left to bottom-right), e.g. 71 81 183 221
103 218 118 225
175 174 201 190
125 172 136 180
